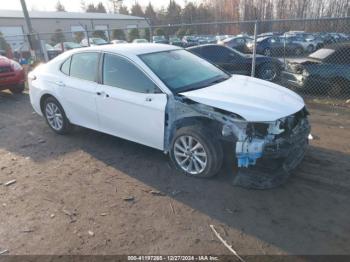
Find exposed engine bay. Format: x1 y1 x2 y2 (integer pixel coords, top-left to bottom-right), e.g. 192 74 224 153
165 95 310 189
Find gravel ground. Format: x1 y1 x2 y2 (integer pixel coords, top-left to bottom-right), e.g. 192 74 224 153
0 91 349 255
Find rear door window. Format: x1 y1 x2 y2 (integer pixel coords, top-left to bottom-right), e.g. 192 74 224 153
60 57 71 75
70 52 99 82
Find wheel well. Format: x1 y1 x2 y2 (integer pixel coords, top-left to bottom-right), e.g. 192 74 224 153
169 116 224 146
175 116 221 131
40 94 54 114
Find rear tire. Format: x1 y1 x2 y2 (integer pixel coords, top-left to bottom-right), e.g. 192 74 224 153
43 96 72 135
10 84 25 94
263 48 271 56
170 125 223 178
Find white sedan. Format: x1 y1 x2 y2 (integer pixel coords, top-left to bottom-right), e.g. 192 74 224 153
29 44 310 188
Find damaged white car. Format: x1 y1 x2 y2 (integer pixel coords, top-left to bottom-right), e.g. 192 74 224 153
29 44 310 189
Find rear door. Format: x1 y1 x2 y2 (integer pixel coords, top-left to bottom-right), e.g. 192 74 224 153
59 52 100 130
95 53 167 150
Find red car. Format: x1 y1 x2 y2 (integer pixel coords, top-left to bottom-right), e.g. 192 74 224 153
0 56 25 94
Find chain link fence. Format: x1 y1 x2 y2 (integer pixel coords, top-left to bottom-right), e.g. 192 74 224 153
2 17 349 103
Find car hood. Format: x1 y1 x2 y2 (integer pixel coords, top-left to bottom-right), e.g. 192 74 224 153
286 57 321 65
0 56 10 66
180 75 305 122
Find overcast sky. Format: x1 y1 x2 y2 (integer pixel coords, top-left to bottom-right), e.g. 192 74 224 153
4 0 190 12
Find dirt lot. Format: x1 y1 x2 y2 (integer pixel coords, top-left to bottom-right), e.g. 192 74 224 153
0 91 350 256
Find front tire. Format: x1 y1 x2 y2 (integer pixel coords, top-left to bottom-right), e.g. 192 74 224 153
170 125 223 178
43 96 72 134
257 63 279 82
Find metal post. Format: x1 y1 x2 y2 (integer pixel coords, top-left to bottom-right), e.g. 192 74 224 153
20 0 35 50
40 39 49 62
283 33 287 69
251 20 258 78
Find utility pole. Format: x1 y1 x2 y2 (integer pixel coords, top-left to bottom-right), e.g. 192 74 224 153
20 0 34 33
251 21 258 78
20 0 35 50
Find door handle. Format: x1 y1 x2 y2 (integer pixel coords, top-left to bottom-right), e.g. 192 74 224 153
145 97 153 102
55 81 65 87
96 91 109 98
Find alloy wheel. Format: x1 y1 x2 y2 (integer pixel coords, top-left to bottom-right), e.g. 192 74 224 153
261 67 277 81
45 102 63 131
174 135 208 175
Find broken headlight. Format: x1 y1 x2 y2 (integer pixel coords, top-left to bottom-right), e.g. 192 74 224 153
302 69 310 77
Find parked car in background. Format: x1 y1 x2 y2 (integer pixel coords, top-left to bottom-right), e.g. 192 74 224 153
258 32 283 38
216 35 227 42
329 33 349 43
81 38 108 47
182 36 199 47
197 35 217 45
188 44 283 82
0 55 25 94
247 36 304 56
54 42 82 52
28 44 310 188
45 44 61 60
318 33 338 45
309 35 325 50
220 36 253 53
285 36 316 53
111 39 128 44
132 39 149 43
282 44 350 97
152 35 168 44
169 37 183 47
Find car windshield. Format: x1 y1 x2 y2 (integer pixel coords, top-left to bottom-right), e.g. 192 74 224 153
309 48 335 60
140 49 230 93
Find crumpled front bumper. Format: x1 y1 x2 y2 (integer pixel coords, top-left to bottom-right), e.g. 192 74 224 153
233 118 310 189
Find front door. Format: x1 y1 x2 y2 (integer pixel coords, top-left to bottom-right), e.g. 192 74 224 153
96 53 167 150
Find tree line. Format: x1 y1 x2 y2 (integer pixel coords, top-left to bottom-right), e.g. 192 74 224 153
55 0 349 24
51 0 350 43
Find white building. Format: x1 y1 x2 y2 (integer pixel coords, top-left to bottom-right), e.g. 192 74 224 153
0 10 147 51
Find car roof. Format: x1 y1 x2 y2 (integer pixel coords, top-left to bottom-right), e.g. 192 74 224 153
187 44 227 50
68 43 181 56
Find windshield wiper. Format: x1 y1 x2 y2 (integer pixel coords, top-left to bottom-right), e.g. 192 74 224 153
178 76 230 93
208 77 230 85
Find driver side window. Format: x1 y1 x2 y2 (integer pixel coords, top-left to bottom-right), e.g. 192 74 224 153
103 53 161 94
